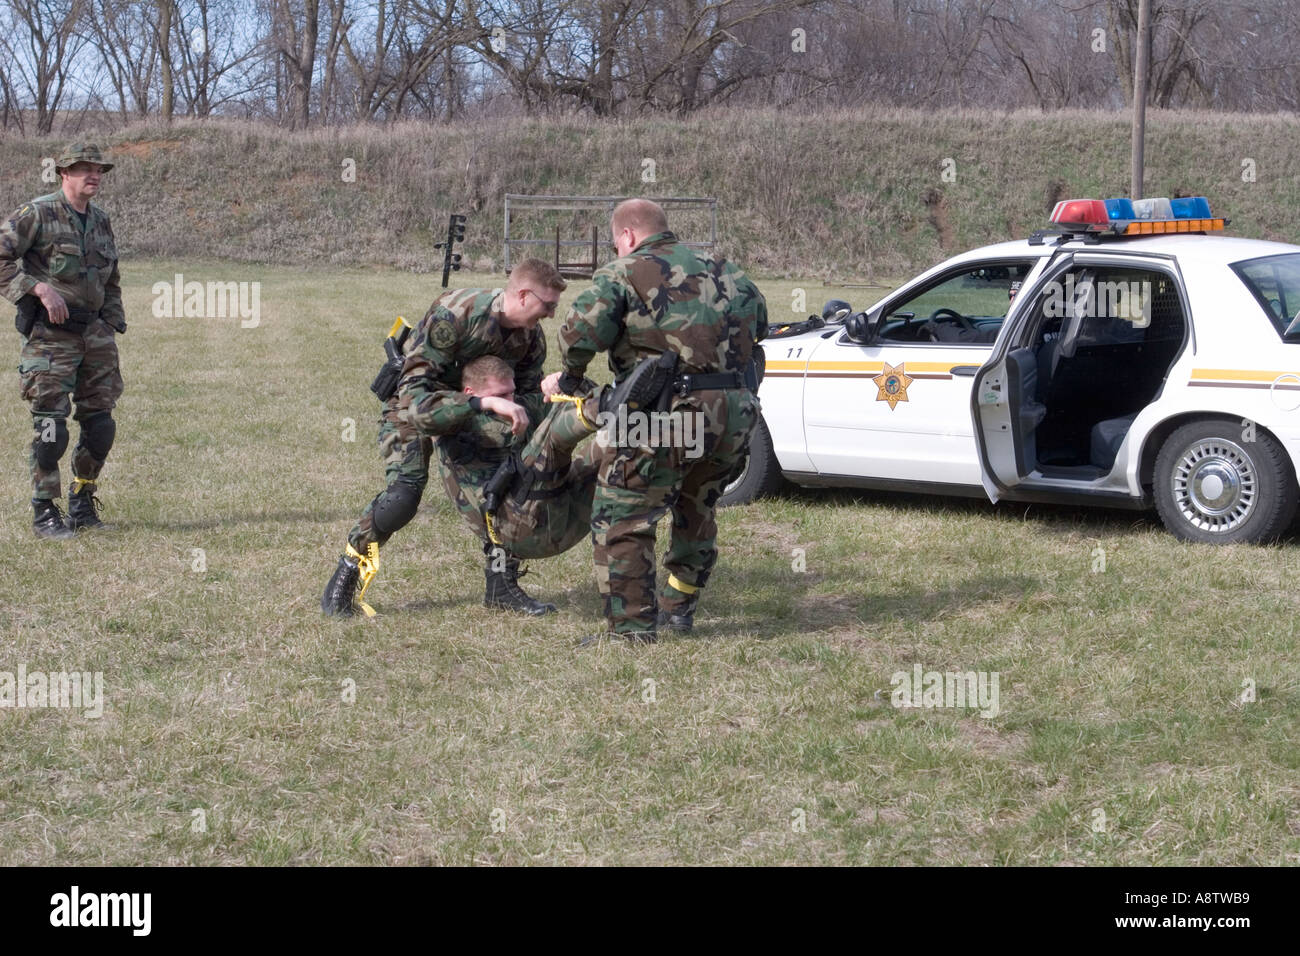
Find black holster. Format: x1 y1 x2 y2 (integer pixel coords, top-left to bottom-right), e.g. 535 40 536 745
370 343 405 401
653 350 679 412
15 295 38 336
370 326 411 401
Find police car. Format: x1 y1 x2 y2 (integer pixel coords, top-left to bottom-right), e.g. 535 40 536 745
725 197 1300 543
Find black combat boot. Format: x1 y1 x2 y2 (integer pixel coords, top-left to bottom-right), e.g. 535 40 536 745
321 553 361 617
66 482 105 530
657 593 698 632
483 546 556 615
33 498 75 540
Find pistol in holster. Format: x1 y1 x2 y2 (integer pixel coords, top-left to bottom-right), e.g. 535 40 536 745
370 316 413 401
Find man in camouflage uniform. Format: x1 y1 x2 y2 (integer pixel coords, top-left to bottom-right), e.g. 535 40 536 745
0 144 127 538
441 354 602 561
546 199 768 643
321 258 567 617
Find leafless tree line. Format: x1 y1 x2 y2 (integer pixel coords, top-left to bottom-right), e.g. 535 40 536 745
2 0 1299 132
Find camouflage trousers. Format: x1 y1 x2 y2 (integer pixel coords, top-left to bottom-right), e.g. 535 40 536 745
592 388 759 634
347 401 433 552
17 319 124 500
440 397 599 560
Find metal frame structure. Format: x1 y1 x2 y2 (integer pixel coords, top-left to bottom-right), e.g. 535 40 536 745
503 194 718 273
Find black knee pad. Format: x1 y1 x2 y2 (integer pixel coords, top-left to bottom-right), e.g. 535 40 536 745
371 480 423 536
33 417 69 471
79 411 116 460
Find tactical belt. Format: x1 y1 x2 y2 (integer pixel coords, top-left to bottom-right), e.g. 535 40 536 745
54 308 101 333
16 295 102 334
673 371 744 396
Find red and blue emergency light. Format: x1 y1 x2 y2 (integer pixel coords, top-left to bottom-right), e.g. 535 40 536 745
1049 196 1225 235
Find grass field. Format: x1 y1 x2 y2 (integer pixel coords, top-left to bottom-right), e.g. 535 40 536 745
1 264 1298 866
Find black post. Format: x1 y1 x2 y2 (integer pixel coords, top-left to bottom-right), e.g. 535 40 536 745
438 213 467 288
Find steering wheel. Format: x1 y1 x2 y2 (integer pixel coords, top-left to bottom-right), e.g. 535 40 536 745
921 307 975 341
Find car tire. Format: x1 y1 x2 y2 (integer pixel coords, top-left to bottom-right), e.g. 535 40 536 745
1153 420 1298 543
720 416 785 507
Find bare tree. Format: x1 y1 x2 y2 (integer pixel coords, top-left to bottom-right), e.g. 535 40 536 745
2 0 88 133
0 3 20 131
268 0 320 126
1107 0 1214 107
318 0 348 120
327 0 463 121
987 0 1113 109
87 0 164 120
157 0 177 121
170 0 263 116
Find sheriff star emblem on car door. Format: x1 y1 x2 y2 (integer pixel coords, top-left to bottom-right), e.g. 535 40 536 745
873 362 913 410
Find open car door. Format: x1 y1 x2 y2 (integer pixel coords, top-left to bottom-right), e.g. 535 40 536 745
972 248 1191 502
970 253 1078 502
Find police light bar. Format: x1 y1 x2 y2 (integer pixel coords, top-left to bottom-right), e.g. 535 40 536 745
1049 196 1225 235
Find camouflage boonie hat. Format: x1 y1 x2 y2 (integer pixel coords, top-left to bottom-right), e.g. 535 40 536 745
55 143 114 172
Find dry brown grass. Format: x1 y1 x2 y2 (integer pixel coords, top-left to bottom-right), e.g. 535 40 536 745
2 108 1298 280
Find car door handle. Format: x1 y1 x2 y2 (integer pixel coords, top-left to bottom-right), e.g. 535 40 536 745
950 365 980 377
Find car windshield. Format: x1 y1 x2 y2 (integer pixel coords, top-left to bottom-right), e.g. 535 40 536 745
1231 253 1300 338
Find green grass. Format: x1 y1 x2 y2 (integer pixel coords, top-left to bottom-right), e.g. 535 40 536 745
1 264 1298 865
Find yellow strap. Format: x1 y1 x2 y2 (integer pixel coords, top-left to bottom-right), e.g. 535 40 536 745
346 543 380 618
387 315 411 339
69 477 97 495
484 511 503 547
548 393 592 429
667 574 700 595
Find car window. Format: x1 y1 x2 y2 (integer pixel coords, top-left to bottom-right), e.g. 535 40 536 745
879 261 1032 344
1071 269 1180 346
1023 265 1185 352
1231 253 1300 338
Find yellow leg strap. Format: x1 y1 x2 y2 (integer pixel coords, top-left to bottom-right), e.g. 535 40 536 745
70 477 97 495
484 511 503 547
667 574 700 595
346 543 380 618
549 393 595 430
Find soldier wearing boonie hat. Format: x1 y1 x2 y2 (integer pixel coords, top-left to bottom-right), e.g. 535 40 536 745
0 143 126 538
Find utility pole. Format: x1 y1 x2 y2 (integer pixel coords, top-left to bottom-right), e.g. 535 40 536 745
1131 0 1151 199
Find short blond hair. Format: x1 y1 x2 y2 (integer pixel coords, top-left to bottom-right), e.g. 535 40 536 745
508 257 567 293
611 199 668 237
462 354 514 392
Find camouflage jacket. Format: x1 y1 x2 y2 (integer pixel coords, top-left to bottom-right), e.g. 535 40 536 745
437 407 518 479
0 191 125 328
395 287 546 437
558 231 768 382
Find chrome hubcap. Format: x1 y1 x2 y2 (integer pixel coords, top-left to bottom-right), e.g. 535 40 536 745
1171 438 1255 533
723 451 750 497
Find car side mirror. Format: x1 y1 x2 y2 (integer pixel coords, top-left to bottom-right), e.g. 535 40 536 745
844 311 877 344
821 299 852 322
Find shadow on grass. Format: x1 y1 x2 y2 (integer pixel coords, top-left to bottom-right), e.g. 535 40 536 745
129 509 363 532
783 485 1158 533
778 485 1300 544
705 569 1040 641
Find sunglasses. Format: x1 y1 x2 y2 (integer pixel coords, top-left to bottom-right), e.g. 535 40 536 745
524 289 561 313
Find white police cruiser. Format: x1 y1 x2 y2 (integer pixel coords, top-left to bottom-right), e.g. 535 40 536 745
727 197 1300 543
